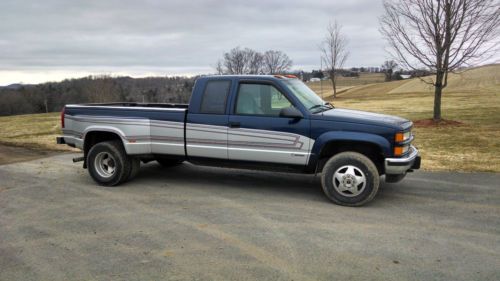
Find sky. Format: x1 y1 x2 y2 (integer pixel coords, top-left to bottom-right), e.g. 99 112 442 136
0 0 391 86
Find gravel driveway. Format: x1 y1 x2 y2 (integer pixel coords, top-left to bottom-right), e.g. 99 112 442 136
1 154 499 281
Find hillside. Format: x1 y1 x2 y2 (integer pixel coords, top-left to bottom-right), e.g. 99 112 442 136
388 64 500 94
324 64 500 172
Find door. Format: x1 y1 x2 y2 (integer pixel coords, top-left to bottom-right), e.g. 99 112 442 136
186 80 230 159
228 82 311 166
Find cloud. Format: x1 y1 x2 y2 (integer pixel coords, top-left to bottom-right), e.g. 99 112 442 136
0 0 387 85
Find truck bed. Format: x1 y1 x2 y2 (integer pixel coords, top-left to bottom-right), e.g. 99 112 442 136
62 103 188 156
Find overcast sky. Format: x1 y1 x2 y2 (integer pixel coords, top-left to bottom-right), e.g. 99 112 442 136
0 0 390 85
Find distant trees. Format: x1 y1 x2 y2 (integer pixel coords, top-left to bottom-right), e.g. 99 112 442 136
245 49 264 74
262 50 293 74
311 70 325 79
381 60 398 81
0 76 195 116
215 60 224 75
320 21 350 99
215 47 293 75
380 0 500 122
222 47 252 74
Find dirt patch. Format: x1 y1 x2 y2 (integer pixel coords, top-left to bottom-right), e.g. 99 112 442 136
413 119 464 128
0 144 60 165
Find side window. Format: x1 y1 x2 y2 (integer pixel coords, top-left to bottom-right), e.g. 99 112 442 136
200 80 231 114
236 83 292 116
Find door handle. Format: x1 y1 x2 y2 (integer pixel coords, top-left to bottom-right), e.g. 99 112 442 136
229 122 240 128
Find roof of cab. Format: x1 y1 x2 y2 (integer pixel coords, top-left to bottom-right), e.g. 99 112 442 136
196 74 298 81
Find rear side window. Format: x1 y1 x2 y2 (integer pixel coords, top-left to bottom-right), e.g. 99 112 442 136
200 80 231 114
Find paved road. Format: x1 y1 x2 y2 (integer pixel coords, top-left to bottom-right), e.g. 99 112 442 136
0 154 499 281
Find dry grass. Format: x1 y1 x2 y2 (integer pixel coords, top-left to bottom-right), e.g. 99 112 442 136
322 65 500 173
0 113 75 151
307 73 385 99
389 64 500 94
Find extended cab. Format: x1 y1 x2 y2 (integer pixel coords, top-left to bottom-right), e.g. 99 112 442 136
57 75 420 206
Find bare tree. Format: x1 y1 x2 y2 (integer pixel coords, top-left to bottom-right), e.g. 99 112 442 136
223 47 247 74
320 21 350 99
382 60 399 81
244 48 264 74
263 50 293 74
215 59 224 75
380 0 499 121
217 47 293 75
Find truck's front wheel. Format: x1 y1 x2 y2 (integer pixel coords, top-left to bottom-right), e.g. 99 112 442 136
87 141 131 186
321 152 379 207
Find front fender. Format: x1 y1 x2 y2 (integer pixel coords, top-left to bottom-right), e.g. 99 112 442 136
306 131 391 171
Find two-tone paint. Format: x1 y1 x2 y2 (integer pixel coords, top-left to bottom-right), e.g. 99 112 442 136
59 75 420 177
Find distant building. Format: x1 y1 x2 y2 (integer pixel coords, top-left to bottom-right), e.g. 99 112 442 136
400 74 412 79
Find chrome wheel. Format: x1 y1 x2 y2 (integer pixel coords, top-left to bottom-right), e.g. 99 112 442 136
333 165 366 197
94 152 116 178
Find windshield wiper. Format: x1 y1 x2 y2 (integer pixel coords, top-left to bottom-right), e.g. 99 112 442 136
309 102 334 113
309 104 325 110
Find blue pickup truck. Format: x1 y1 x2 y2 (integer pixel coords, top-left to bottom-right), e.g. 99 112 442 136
57 75 420 206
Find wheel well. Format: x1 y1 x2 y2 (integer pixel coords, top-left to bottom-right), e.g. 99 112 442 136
83 131 124 168
316 141 385 174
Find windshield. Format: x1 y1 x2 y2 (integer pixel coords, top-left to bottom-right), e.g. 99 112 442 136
283 79 330 112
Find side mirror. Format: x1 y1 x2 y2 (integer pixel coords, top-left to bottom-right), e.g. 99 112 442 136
279 107 304 119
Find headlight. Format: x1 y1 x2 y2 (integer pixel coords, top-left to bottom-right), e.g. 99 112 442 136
395 131 411 142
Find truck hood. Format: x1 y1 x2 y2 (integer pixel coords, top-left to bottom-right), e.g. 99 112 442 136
313 108 410 129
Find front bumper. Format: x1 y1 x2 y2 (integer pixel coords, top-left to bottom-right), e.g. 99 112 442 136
385 145 421 175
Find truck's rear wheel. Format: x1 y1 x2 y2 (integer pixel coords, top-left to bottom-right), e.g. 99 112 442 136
321 152 379 206
87 140 131 186
128 157 140 180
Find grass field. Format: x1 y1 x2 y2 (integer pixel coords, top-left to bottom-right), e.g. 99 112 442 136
0 65 498 172
307 73 386 99
0 113 74 151
310 64 500 172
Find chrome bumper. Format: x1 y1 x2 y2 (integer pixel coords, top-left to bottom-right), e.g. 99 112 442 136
385 145 421 175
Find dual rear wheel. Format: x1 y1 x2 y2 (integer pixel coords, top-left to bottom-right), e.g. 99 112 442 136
87 141 138 186
87 141 183 186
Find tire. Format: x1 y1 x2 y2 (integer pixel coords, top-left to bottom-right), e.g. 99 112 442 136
321 152 380 207
128 157 141 181
87 140 131 186
156 158 184 167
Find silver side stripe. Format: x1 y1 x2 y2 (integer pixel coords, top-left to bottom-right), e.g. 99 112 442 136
187 144 311 155
65 114 313 163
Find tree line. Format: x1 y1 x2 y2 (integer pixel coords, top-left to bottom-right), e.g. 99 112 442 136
215 47 293 75
0 75 194 116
